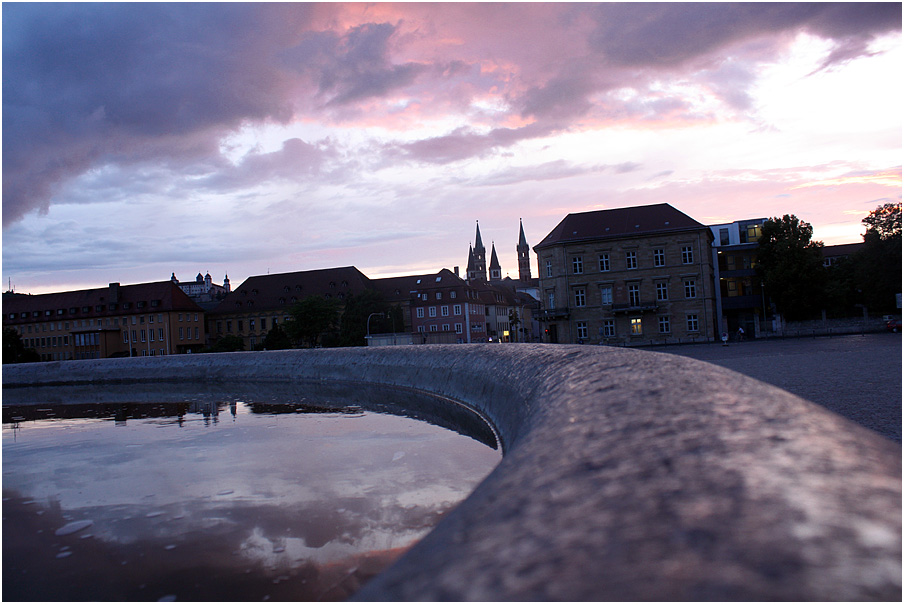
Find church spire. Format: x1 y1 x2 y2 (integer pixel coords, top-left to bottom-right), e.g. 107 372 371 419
517 218 532 282
468 221 487 282
489 242 501 281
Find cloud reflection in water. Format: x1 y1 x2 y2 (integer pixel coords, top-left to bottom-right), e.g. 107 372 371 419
2 399 500 601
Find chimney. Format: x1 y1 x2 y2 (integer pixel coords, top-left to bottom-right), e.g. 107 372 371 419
454 266 460 277
109 282 120 303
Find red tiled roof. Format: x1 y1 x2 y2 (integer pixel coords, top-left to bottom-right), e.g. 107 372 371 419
535 203 707 250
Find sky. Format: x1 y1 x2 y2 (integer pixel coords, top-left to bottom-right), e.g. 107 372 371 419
2 2 902 295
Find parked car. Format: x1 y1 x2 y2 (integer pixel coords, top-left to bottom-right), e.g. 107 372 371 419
886 318 902 333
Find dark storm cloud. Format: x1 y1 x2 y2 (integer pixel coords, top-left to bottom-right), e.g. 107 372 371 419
387 122 559 165
586 3 900 69
282 22 427 107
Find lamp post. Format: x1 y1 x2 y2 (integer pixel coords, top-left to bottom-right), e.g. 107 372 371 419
366 312 385 346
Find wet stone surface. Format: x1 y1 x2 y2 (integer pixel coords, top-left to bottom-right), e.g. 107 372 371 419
2 397 501 601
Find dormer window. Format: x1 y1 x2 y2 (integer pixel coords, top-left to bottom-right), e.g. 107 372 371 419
279 297 286 305
341 281 348 287
284 286 290 293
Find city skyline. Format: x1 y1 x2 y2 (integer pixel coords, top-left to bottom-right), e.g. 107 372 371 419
3 3 902 295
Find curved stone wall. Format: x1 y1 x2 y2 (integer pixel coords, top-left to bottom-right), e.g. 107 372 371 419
3 344 901 600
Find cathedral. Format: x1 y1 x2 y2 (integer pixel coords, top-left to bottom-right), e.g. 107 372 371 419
464 220 534 285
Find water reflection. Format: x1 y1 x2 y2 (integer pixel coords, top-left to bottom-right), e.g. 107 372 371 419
2 393 501 601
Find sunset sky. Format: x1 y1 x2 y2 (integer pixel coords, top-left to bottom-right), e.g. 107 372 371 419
3 2 902 295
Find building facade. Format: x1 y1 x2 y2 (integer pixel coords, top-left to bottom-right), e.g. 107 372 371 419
534 203 717 344
709 218 768 338
171 271 231 306
3 281 206 360
207 266 373 350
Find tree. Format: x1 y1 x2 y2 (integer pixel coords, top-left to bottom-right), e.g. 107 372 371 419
283 295 340 347
261 324 293 350
3 327 40 364
337 290 403 347
508 309 521 342
757 214 827 321
862 202 901 241
848 202 902 313
207 334 246 352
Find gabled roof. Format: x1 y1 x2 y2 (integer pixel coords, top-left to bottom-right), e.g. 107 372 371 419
3 281 202 325
372 269 468 302
535 203 707 250
210 266 372 315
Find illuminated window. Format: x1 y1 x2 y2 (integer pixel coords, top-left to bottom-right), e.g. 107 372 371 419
630 318 642 335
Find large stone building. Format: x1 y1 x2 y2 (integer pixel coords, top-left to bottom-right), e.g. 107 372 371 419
534 203 717 344
171 271 231 307
207 266 373 350
3 281 206 359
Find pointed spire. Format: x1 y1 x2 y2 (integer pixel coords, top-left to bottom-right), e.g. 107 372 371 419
466 244 476 273
474 220 485 253
517 218 532 282
489 242 501 281
519 218 528 248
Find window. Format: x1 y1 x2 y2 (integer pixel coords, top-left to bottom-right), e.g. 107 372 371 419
436 292 442 300
656 282 668 301
719 228 730 246
261 318 267 331
658 316 671 334
626 251 637 269
441 305 449 316
429 325 438 332
178 327 184 340
442 324 450 331
630 318 643 335
682 246 694 264
450 291 457 299
628 283 640 307
603 319 615 337
600 285 613 305
418 326 425 333
576 321 588 340
131 330 137 343
455 323 463 334
687 314 700 332
598 253 610 272
547 291 555 309
195 327 199 340
453 304 462 315
545 259 553 277
250 319 256 331
684 280 697 299
150 329 156 342
572 257 583 274
574 288 586 307
653 248 665 267
429 307 437 317
226 321 232 332
123 331 129 344
237 320 243 332
158 328 164 341
141 329 146 343
416 308 425 318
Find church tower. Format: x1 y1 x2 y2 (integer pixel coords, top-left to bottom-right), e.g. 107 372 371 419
466 221 488 282
517 218 532 282
489 243 501 281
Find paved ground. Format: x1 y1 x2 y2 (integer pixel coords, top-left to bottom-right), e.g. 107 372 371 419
648 332 902 442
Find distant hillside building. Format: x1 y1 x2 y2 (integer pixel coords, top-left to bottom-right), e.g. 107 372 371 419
534 203 717 344
171 271 230 306
3 281 206 359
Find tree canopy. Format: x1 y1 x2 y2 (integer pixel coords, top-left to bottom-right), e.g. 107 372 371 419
283 295 340 347
337 289 404 347
757 214 826 321
862 202 901 241
3 327 40 364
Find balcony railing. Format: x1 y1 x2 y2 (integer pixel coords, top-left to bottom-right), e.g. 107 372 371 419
538 308 570 320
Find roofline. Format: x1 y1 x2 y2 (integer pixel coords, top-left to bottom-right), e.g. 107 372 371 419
534 224 712 251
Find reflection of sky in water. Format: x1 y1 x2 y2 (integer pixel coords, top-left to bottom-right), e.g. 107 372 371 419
2 402 500 601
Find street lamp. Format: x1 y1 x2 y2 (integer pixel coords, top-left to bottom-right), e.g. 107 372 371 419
366 312 385 346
